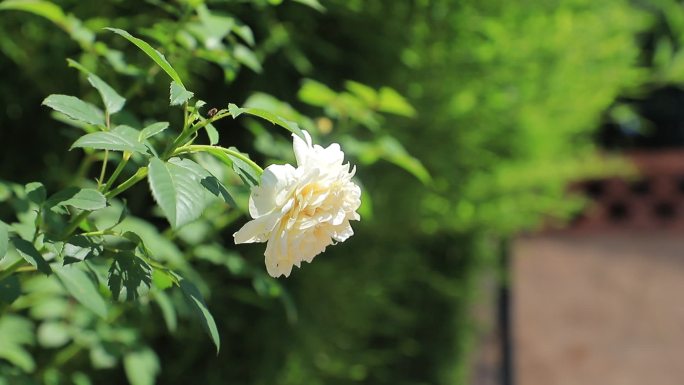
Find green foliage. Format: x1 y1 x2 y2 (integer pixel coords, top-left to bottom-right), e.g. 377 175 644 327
0 0 673 385
42 94 104 126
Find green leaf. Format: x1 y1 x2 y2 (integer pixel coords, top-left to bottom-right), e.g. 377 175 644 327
292 0 325 11
0 343 34 372
226 149 259 187
378 87 416 117
67 58 125 114
62 235 103 264
106 28 185 87
42 94 104 126
180 279 220 353
37 321 70 348
47 188 107 211
148 157 220 228
107 252 152 301
0 220 7 259
54 264 107 318
88 74 125 114
205 123 219 145
0 275 20 304
71 126 148 154
13 238 52 275
234 44 262 73
124 348 160 385
298 79 337 107
139 122 169 140
169 81 194 106
345 80 378 105
25 182 46 205
228 103 244 118
230 104 303 137
0 0 67 24
153 290 177 332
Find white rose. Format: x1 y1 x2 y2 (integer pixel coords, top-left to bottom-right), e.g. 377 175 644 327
233 130 361 278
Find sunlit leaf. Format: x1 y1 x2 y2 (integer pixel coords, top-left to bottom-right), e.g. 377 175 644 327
139 122 169 140
46 188 107 211
124 347 160 385
71 126 148 154
169 81 194 106
106 27 185 87
229 103 303 137
148 157 220 228
205 122 219 145
42 94 105 126
87 74 125 114
54 264 107 318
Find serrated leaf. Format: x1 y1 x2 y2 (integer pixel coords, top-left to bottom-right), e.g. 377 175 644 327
42 94 104 126
230 104 303 137
68 57 126 114
13 238 52 275
62 235 103 264
87 74 125 114
169 81 194 106
205 122 219 145
228 103 244 118
107 28 185 87
46 188 107 211
124 348 160 385
54 264 107 318
180 279 220 353
148 157 223 228
139 122 169 140
108 252 151 301
0 220 7 259
71 127 148 154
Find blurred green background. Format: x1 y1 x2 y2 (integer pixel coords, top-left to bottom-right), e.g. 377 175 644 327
1 0 683 384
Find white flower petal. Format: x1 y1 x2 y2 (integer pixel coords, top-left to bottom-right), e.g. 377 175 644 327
249 164 297 217
234 129 361 278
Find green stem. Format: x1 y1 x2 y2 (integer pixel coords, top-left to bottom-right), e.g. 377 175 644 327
0 259 26 281
61 211 91 239
98 149 109 188
163 111 231 158
102 152 131 193
105 167 148 199
172 144 264 175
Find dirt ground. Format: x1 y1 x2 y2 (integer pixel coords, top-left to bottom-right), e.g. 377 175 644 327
513 233 684 385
